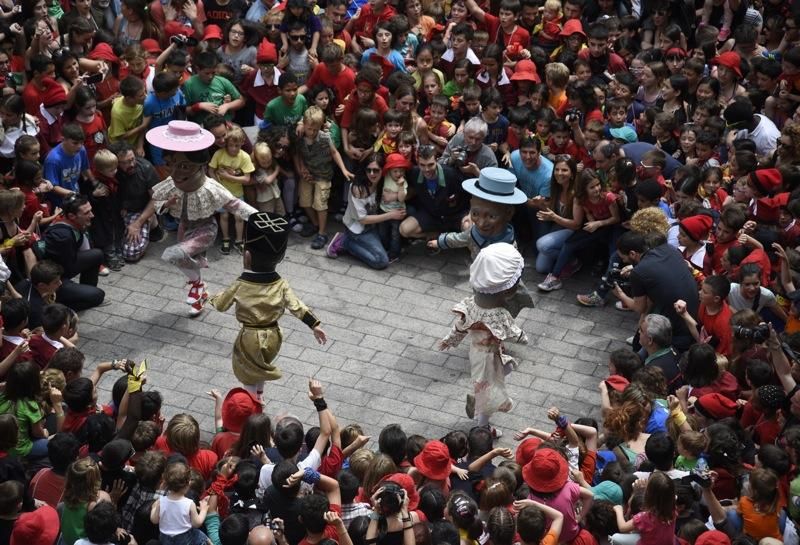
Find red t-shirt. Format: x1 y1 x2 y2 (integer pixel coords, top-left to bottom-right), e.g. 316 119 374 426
351 4 396 40
305 64 356 109
297 504 343 545
582 192 616 221
30 468 66 508
340 93 388 129
155 435 218 480
16 187 49 231
698 302 733 357
36 112 65 160
319 444 344 477
77 114 107 162
480 15 530 49
0 338 33 379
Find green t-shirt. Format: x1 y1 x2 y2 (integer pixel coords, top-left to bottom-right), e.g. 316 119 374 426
264 95 308 128
182 75 242 124
0 393 43 456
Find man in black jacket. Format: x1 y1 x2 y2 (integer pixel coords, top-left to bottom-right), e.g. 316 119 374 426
43 194 105 311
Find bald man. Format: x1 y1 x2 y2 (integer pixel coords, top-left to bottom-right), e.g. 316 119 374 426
249 524 276 545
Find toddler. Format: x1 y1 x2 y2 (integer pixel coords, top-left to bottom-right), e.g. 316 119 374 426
614 472 677 544
251 143 285 215
424 95 455 154
674 430 707 471
373 109 405 155
535 0 563 52
150 462 210 545
210 126 255 255
92 149 125 271
379 153 410 263
296 106 354 250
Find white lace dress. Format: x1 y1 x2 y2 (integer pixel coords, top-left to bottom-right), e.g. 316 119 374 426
439 297 528 417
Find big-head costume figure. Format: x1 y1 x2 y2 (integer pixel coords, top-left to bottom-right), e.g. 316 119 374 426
434 167 534 317
438 243 528 434
136 121 257 316
210 212 327 398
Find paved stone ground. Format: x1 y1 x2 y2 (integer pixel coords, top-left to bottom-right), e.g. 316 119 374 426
81 228 638 448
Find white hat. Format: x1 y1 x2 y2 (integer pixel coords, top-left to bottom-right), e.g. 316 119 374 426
470 243 524 294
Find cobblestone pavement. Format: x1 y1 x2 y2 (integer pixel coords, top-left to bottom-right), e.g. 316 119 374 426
82 229 638 447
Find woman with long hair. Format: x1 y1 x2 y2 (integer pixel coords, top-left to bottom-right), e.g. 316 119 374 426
114 0 161 47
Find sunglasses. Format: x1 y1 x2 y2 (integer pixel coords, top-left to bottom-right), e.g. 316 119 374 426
366 167 381 173
289 35 305 41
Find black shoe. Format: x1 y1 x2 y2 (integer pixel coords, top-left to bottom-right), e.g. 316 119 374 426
221 239 231 255
300 223 317 237
149 225 164 242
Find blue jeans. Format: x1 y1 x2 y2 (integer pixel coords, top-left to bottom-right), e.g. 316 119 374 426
343 228 389 269
535 227 572 274
378 219 402 259
160 529 208 545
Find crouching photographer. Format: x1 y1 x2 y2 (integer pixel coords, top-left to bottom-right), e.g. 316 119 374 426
611 231 700 353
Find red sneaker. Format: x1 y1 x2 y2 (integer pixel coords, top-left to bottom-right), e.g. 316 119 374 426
186 280 206 304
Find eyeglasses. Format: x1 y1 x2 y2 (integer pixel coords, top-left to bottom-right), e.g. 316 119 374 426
229 29 245 36
289 35 305 41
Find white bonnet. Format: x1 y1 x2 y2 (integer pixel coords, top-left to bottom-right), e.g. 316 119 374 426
470 243 524 294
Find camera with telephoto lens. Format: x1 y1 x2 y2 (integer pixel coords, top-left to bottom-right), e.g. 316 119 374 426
449 146 468 168
598 267 627 292
565 108 581 124
732 324 770 344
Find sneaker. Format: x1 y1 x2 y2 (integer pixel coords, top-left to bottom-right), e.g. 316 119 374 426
615 300 632 311
233 240 244 255
626 335 635 345
289 216 303 233
388 255 400 264
311 233 328 249
108 256 123 272
300 223 317 237
186 280 207 304
326 232 344 258
149 225 165 243
220 239 231 255
188 292 208 317
577 291 605 307
98 265 110 276
561 258 582 279
465 394 475 419
537 273 562 291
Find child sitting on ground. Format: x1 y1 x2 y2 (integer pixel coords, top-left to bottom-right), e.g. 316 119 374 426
28 303 75 369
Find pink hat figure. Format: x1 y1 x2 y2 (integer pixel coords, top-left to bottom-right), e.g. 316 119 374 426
146 120 216 153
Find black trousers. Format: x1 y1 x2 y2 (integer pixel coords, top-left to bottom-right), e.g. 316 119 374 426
56 248 105 311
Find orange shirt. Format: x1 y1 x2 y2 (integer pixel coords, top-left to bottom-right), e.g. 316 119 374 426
738 495 783 541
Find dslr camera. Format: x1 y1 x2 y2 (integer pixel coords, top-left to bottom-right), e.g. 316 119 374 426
565 108 582 124
449 146 468 168
375 482 405 516
732 323 770 344
598 267 627 292
171 34 200 47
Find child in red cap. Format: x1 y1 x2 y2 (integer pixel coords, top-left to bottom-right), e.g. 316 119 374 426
379 153 410 263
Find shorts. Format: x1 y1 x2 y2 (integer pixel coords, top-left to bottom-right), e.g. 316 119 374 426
299 178 331 212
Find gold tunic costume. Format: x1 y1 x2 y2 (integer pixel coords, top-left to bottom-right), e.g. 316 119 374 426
210 273 320 384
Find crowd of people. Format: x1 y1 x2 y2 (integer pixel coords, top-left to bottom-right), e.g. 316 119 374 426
3 0 800 544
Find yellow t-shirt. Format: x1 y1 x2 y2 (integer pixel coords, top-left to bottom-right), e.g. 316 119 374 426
209 149 255 198
108 97 143 145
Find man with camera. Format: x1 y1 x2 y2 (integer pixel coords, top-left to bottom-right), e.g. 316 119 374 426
439 117 497 179
611 231 699 352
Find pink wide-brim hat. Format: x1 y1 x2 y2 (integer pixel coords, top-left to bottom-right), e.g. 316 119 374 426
145 120 215 153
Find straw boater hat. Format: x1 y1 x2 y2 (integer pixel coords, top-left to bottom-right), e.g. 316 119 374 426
463 167 527 205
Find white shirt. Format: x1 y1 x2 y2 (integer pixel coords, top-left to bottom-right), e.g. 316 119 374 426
736 114 780 157
728 283 776 312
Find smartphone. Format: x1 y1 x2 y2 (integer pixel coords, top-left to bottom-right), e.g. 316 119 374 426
85 73 104 84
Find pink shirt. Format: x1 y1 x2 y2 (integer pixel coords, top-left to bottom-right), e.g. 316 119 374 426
632 511 676 545
529 481 581 542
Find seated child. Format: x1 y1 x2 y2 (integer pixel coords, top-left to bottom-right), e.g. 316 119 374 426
28 303 75 369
